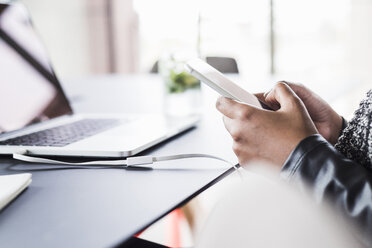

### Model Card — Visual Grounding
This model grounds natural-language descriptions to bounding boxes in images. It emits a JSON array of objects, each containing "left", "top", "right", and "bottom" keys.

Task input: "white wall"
[
  {"left": 21, "top": 0, "right": 93, "bottom": 77},
  {"left": 21, "top": 0, "right": 139, "bottom": 78},
  {"left": 112, "top": 0, "right": 139, "bottom": 73},
  {"left": 350, "top": 0, "right": 372, "bottom": 82}
]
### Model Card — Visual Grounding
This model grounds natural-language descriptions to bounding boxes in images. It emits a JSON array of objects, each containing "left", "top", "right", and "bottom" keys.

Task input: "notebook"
[{"left": 0, "top": 173, "right": 32, "bottom": 211}]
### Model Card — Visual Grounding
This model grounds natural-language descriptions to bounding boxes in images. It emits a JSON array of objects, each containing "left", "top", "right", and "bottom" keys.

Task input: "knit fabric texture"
[{"left": 335, "top": 89, "right": 372, "bottom": 169}]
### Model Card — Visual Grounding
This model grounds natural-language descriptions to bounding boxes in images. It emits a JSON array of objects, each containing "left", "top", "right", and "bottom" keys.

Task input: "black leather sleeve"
[{"left": 280, "top": 134, "right": 372, "bottom": 245}]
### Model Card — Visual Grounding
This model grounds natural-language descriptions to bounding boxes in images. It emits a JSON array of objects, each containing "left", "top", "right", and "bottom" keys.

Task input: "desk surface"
[{"left": 0, "top": 74, "right": 237, "bottom": 247}]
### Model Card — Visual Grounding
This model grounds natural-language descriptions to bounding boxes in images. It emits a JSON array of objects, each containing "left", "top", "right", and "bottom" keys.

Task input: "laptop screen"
[{"left": 0, "top": 3, "right": 72, "bottom": 134}]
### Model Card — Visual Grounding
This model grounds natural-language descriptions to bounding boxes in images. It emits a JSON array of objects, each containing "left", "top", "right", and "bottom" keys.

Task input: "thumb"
[{"left": 265, "top": 82, "right": 301, "bottom": 110}]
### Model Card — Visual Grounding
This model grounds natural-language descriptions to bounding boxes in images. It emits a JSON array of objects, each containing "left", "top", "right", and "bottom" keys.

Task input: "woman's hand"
[
  {"left": 256, "top": 81, "right": 343, "bottom": 145},
  {"left": 216, "top": 82, "right": 318, "bottom": 168}
]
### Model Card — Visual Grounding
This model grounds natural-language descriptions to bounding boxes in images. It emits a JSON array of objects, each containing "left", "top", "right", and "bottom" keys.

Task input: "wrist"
[
  {"left": 278, "top": 131, "right": 317, "bottom": 167},
  {"left": 329, "top": 114, "right": 343, "bottom": 145},
  {"left": 340, "top": 116, "right": 348, "bottom": 134}
]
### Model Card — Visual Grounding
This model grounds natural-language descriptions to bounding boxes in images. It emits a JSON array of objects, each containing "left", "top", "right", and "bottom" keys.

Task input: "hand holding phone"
[{"left": 185, "top": 58, "right": 271, "bottom": 109}]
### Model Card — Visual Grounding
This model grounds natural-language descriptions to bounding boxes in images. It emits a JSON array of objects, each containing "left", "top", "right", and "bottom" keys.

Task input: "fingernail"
[{"left": 264, "top": 89, "right": 272, "bottom": 97}]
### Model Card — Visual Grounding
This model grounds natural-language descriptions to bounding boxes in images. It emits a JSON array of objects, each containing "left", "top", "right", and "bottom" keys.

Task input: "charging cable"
[{"left": 12, "top": 150, "right": 240, "bottom": 170}]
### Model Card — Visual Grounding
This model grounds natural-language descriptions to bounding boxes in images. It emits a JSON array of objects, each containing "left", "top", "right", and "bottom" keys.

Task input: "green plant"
[{"left": 166, "top": 70, "right": 200, "bottom": 93}]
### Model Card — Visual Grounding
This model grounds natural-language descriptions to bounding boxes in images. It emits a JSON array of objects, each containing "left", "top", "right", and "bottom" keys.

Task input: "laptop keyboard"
[{"left": 0, "top": 119, "right": 120, "bottom": 147}]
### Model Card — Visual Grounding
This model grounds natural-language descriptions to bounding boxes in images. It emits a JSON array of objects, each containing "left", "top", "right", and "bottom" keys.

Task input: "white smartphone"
[{"left": 185, "top": 58, "right": 271, "bottom": 109}]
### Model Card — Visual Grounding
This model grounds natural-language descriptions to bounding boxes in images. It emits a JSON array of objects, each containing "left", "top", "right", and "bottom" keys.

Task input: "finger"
[
  {"left": 263, "top": 89, "right": 272, "bottom": 98},
  {"left": 232, "top": 142, "right": 256, "bottom": 166},
  {"left": 279, "top": 81, "right": 310, "bottom": 100},
  {"left": 278, "top": 81, "right": 302, "bottom": 93},
  {"left": 222, "top": 115, "right": 242, "bottom": 142},
  {"left": 254, "top": 92, "right": 265, "bottom": 103},
  {"left": 216, "top": 96, "right": 260, "bottom": 120},
  {"left": 264, "top": 82, "right": 301, "bottom": 110},
  {"left": 255, "top": 92, "right": 280, "bottom": 111},
  {"left": 222, "top": 115, "right": 233, "bottom": 136}
]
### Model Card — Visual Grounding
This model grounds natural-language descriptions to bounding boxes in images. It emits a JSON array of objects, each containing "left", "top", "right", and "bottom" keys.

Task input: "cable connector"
[{"left": 126, "top": 156, "right": 154, "bottom": 167}]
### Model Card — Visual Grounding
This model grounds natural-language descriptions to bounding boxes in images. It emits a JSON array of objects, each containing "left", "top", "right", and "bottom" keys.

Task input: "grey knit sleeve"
[{"left": 335, "top": 90, "right": 372, "bottom": 169}]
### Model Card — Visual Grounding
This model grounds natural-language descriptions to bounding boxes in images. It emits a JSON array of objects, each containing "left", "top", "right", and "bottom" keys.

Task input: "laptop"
[{"left": 0, "top": 2, "right": 198, "bottom": 158}]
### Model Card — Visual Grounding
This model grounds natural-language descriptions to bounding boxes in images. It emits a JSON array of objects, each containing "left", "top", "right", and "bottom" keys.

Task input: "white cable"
[
  {"left": 12, "top": 150, "right": 239, "bottom": 170},
  {"left": 13, "top": 153, "right": 127, "bottom": 166},
  {"left": 153, "top": 153, "right": 234, "bottom": 166}
]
